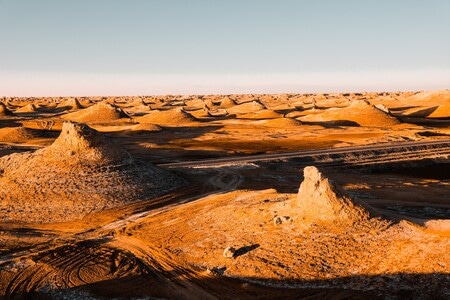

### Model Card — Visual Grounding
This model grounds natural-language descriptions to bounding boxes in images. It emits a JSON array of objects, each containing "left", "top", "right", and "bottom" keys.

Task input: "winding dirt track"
[{"left": 160, "top": 139, "right": 450, "bottom": 168}]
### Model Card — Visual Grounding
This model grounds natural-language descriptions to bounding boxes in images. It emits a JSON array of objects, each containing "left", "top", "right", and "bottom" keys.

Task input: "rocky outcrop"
[
  {"left": 63, "top": 102, "right": 130, "bottom": 123},
  {"left": 0, "top": 122, "right": 186, "bottom": 223},
  {"left": 297, "top": 166, "right": 376, "bottom": 224}
]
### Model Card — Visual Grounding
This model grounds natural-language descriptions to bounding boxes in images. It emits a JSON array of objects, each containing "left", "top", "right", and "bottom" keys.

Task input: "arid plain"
[{"left": 0, "top": 90, "right": 449, "bottom": 299}]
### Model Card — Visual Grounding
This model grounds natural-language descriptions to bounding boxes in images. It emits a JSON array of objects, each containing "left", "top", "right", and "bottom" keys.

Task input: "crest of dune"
[
  {"left": 0, "top": 122, "right": 186, "bottom": 223},
  {"left": 297, "top": 166, "right": 378, "bottom": 224},
  {"left": 299, "top": 100, "right": 400, "bottom": 127},
  {"left": 136, "top": 107, "right": 198, "bottom": 126},
  {"left": 62, "top": 102, "right": 130, "bottom": 123}
]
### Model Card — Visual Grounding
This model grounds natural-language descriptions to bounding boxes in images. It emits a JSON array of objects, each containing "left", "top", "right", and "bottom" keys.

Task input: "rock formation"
[
  {"left": 0, "top": 102, "right": 14, "bottom": 116},
  {"left": 297, "top": 166, "right": 376, "bottom": 224},
  {"left": 56, "top": 97, "right": 84, "bottom": 110},
  {"left": 62, "top": 102, "right": 130, "bottom": 123},
  {"left": 0, "top": 122, "right": 186, "bottom": 223},
  {"left": 136, "top": 107, "right": 197, "bottom": 126}
]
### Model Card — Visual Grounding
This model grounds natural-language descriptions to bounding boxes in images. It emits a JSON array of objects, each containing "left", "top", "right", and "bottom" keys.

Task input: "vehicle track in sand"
[{"left": 1, "top": 167, "right": 244, "bottom": 298}]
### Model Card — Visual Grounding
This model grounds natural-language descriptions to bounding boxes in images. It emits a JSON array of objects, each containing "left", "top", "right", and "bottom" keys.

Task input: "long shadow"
[
  {"left": 301, "top": 120, "right": 360, "bottom": 127},
  {"left": 7, "top": 271, "right": 449, "bottom": 299},
  {"left": 110, "top": 125, "right": 228, "bottom": 163},
  {"left": 233, "top": 244, "right": 260, "bottom": 258}
]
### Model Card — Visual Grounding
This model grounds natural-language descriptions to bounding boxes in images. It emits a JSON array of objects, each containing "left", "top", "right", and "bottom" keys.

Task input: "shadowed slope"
[{"left": 0, "top": 102, "right": 14, "bottom": 116}]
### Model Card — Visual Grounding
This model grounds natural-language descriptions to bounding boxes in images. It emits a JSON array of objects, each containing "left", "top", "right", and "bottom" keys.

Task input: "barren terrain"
[{"left": 0, "top": 90, "right": 449, "bottom": 299}]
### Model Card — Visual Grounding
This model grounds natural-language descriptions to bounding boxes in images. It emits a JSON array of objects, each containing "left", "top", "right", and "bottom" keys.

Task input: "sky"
[{"left": 0, "top": 0, "right": 449, "bottom": 96}]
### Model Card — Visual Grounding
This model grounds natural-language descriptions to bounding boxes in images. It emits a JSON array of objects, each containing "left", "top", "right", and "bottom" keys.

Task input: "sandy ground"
[{"left": 0, "top": 90, "right": 449, "bottom": 299}]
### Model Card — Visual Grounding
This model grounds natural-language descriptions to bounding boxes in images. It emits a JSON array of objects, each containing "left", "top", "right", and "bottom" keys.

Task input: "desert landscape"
[{"left": 0, "top": 90, "right": 449, "bottom": 299}]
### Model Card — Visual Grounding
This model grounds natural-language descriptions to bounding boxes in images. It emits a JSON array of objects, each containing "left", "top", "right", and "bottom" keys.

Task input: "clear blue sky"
[{"left": 0, "top": 0, "right": 449, "bottom": 96}]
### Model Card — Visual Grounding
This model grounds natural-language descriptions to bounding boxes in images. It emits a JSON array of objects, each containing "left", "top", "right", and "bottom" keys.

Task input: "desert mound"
[
  {"left": 185, "top": 98, "right": 206, "bottom": 110},
  {"left": 402, "top": 90, "right": 450, "bottom": 105},
  {"left": 0, "top": 102, "right": 14, "bottom": 116},
  {"left": 15, "top": 103, "right": 37, "bottom": 113},
  {"left": 0, "top": 122, "right": 185, "bottom": 223},
  {"left": 188, "top": 108, "right": 210, "bottom": 119},
  {"left": 130, "top": 123, "right": 162, "bottom": 132},
  {"left": 62, "top": 102, "right": 130, "bottom": 123},
  {"left": 297, "top": 166, "right": 378, "bottom": 224},
  {"left": 239, "top": 109, "right": 283, "bottom": 119},
  {"left": 300, "top": 100, "right": 400, "bottom": 127},
  {"left": 400, "top": 105, "right": 439, "bottom": 118},
  {"left": 56, "top": 98, "right": 84, "bottom": 110},
  {"left": 0, "top": 127, "right": 42, "bottom": 143},
  {"left": 256, "top": 117, "right": 302, "bottom": 127},
  {"left": 219, "top": 97, "right": 237, "bottom": 108},
  {"left": 428, "top": 102, "right": 450, "bottom": 118},
  {"left": 226, "top": 101, "right": 266, "bottom": 115},
  {"left": 136, "top": 107, "right": 198, "bottom": 126}
]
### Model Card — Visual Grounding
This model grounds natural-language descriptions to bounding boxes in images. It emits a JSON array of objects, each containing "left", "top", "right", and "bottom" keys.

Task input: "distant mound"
[
  {"left": 226, "top": 101, "right": 266, "bottom": 115},
  {"left": 130, "top": 123, "right": 163, "bottom": 132},
  {"left": 185, "top": 98, "right": 206, "bottom": 110},
  {"left": 136, "top": 107, "right": 198, "bottom": 126},
  {"left": 56, "top": 98, "right": 84, "bottom": 110},
  {"left": 401, "top": 106, "right": 439, "bottom": 118},
  {"left": 0, "top": 122, "right": 186, "bottom": 223},
  {"left": 0, "top": 127, "right": 42, "bottom": 143},
  {"left": 0, "top": 102, "right": 14, "bottom": 116},
  {"left": 239, "top": 109, "right": 283, "bottom": 119},
  {"left": 219, "top": 97, "right": 237, "bottom": 109},
  {"left": 297, "top": 166, "right": 377, "bottom": 224},
  {"left": 15, "top": 103, "right": 37, "bottom": 113},
  {"left": 62, "top": 102, "right": 130, "bottom": 123},
  {"left": 428, "top": 103, "right": 450, "bottom": 119},
  {"left": 300, "top": 100, "right": 400, "bottom": 127},
  {"left": 257, "top": 117, "right": 302, "bottom": 127},
  {"left": 402, "top": 90, "right": 450, "bottom": 105}
]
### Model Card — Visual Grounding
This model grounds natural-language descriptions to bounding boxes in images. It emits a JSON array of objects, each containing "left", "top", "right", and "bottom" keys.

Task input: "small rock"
[
  {"left": 274, "top": 215, "right": 290, "bottom": 225},
  {"left": 223, "top": 246, "right": 236, "bottom": 258}
]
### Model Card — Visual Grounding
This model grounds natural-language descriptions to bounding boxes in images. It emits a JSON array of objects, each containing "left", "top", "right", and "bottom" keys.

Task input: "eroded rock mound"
[
  {"left": 297, "top": 166, "right": 376, "bottom": 224},
  {"left": 15, "top": 103, "right": 37, "bottom": 113},
  {"left": 63, "top": 102, "right": 130, "bottom": 123},
  {"left": 0, "top": 122, "right": 186, "bottom": 223},
  {"left": 0, "top": 102, "right": 14, "bottom": 116},
  {"left": 47, "top": 121, "right": 130, "bottom": 164},
  {"left": 136, "top": 107, "right": 197, "bottom": 126},
  {"left": 300, "top": 100, "right": 400, "bottom": 127},
  {"left": 0, "top": 127, "right": 42, "bottom": 143},
  {"left": 226, "top": 101, "right": 266, "bottom": 115},
  {"left": 56, "top": 98, "right": 84, "bottom": 110}
]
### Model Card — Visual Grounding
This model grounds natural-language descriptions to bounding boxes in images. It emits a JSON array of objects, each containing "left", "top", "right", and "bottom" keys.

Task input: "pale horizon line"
[{"left": 1, "top": 70, "right": 449, "bottom": 97}]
